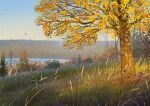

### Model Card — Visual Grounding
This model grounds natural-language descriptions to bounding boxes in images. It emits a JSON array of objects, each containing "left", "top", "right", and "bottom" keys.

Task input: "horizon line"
[{"left": 0, "top": 39, "right": 115, "bottom": 41}]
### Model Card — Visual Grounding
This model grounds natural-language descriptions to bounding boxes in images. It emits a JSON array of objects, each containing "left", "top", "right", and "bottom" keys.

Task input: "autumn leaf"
[
  {"left": 122, "top": 0, "right": 129, "bottom": 5},
  {"left": 59, "top": 11, "right": 70, "bottom": 15},
  {"left": 95, "top": 0, "right": 100, "bottom": 3},
  {"left": 43, "top": 23, "right": 51, "bottom": 36},
  {"left": 72, "top": 0, "right": 81, "bottom": 6},
  {"left": 35, "top": 7, "right": 43, "bottom": 12},
  {"left": 88, "top": 15, "right": 97, "bottom": 22},
  {"left": 56, "top": 23, "right": 68, "bottom": 36}
]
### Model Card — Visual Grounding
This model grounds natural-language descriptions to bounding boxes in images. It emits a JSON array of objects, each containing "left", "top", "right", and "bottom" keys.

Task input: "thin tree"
[
  {"left": 9, "top": 50, "right": 13, "bottom": 68},
  {"left": 0, "top": 52, "right": 7, "bottom": 77},
  {"left": 77, "top": 55, "right": 82, "bottom": 66},
  {"left": 132, "top": 26, "right": 150, "bottom": 59},
  {"left": 115, "top": 37, "right": 119, "bottom": 60},
  {"left": 17, "top": 51, "right": 31, "bottom": 72},
  {"left": 35, "top": 0, "right": 149, "bottom": 74}
]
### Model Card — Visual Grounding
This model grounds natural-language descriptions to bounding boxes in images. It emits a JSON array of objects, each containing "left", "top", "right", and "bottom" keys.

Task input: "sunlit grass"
[{"left": 0, "top": 61, "right": 150, "bottom": 106}]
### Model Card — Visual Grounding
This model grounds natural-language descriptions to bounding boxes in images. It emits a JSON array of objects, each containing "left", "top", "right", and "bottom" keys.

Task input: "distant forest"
[{"left": 0, "top": 40, "right": 115, "bottom": 58}]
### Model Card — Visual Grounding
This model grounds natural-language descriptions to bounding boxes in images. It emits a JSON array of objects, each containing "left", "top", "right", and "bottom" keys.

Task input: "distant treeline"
[{"left": 0, "top": 40, "right": 115, "bottom": 58}]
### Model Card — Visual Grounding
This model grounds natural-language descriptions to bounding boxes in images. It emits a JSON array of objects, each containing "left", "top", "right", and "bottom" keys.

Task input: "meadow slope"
[{"left": 0, "top": 61, "right": 150, "bottom": 106}]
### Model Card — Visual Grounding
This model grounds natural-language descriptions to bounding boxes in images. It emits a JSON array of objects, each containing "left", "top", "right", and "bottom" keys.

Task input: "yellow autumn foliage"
[
  {"left": 35, "top": 0, "right": 149, "bottom": 72},
  {"left": 59, "top": 11, "right": 70, "bottom": 15},
  {"left": 56, "top": 23, "right": 68, "bottom": 36},
  {"left": 95, "top": 0, "right": 100, "bottom": 3},
  {"left": 88, "top": 15, "right": 97, "bottom": 22},
  {"left": 43, "top": 23, "right": 51, "bottom": 36},
  {"left": 35, "top": 0, "right": 149, "bottom": 48},
  {"left": 122, "top": 0, "right": 129, "bottom": 5},
  {"left": 49, "top": 13, "right": 57, "bottom": 20}
]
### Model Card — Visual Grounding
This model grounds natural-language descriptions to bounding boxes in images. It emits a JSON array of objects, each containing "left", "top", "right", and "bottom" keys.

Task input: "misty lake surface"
[{"left": 6, "top": 58, "right": 71, "bottom": 65}]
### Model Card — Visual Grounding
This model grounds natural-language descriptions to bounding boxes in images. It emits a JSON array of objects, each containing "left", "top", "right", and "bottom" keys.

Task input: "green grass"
[{"left": 0, "top": 61, "right": 150, "bottom": 106}]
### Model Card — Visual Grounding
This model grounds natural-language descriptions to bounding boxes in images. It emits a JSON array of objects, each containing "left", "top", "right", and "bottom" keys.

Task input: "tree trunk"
[
  {"left": 120, "top": 31, "right": 133, "bottom": 75},
  {"left": 115, "top": 37, "right": 119, "bottom": 60}
]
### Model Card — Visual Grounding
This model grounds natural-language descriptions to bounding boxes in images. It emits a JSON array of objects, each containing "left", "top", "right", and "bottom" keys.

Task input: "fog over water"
[{"left": 6, "top": 58, "right": 71, "bottom": 65}]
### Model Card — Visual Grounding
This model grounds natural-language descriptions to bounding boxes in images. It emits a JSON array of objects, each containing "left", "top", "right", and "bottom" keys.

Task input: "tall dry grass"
[{"left": 0, "top": 61, "right": 150, "bottom": 106}]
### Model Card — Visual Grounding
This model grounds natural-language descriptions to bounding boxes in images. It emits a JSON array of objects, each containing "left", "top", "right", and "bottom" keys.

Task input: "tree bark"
[{"left": 120, "top": 31, "right": 133, "bottom": 75}]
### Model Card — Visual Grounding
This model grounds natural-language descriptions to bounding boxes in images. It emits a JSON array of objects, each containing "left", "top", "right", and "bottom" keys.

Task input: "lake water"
[{"left": 6, "top": 58, "right": 71, "bottom": 65}]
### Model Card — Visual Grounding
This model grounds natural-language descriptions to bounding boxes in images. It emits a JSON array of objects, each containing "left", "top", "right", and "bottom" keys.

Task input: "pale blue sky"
[
  {"left": 0, "top": 0, "right": 111, "bottom": 40},
  {"left": 0, "top": 0, "right": 51, "bottom": 40}
]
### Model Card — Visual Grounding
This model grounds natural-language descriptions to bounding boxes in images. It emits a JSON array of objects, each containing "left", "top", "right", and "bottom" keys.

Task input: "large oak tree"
[{"left": 35, "top": 0, "right": 149, "bottom": 74}]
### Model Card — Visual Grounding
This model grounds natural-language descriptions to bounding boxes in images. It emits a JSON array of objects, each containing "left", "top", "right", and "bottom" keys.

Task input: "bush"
[{"left": 45, "top": 60, "right": 61, "bottom": 69}]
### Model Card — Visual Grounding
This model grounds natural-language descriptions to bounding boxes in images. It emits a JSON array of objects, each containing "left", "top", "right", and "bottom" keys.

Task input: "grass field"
[{"left": 0, "top": 61, "right": 150, "bottom": 106}]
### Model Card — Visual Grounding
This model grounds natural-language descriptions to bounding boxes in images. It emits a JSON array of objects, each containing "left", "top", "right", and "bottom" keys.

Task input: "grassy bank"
[{"left": 0, "top": 61, "right": 150, "bottom": 106}]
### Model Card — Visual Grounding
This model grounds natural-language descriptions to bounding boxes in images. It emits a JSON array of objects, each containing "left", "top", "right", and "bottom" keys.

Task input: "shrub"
[{"left": 45, "top": 60, "right": 61, "bottom": 69}]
